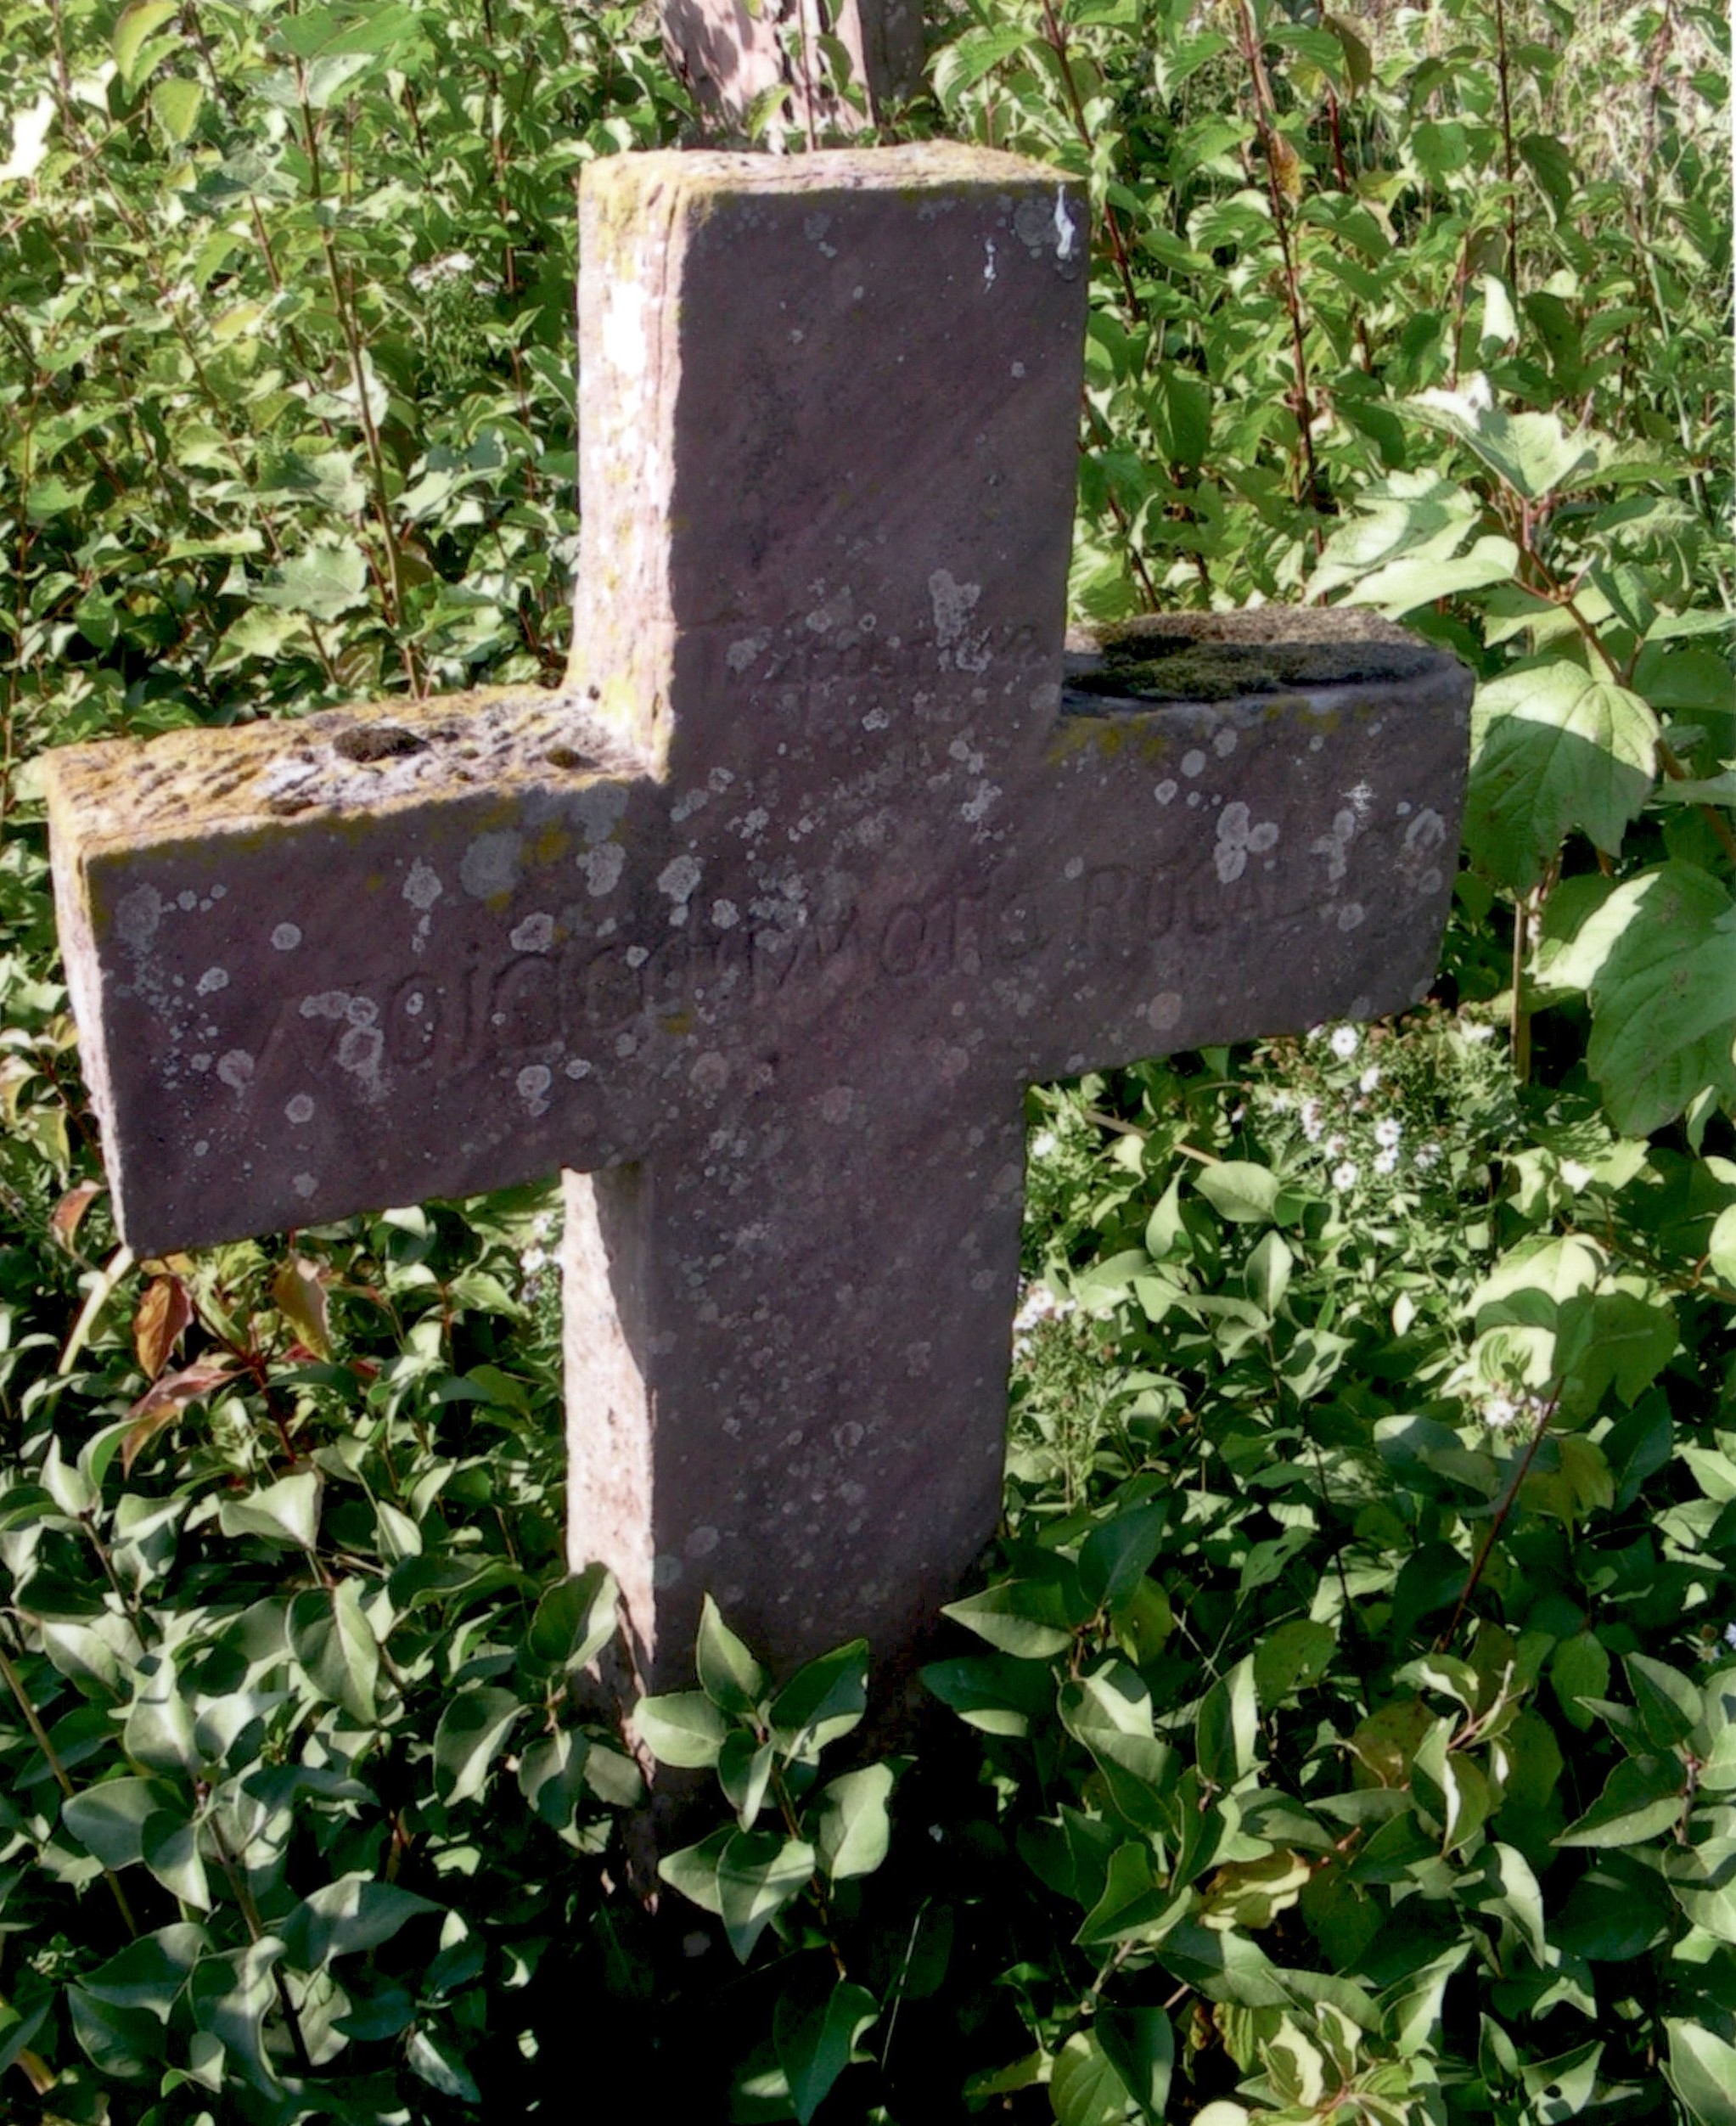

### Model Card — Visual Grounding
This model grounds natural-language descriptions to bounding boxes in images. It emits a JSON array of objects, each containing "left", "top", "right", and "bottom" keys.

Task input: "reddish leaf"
[
  {"left": 122, "top": 1358, "right": 239, "bottom": 1475},
  {"left": 272, "top": 1257, "right": 332, "bottom": 1360},
  {"left": 51, "top": 1181, "right": 103, "bottom": 1248},
  {"left": 134, "top": 1275, "right": 194, "bottom": 1381}
]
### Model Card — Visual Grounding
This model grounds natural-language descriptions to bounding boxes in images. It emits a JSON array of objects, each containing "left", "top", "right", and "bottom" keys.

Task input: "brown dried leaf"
[
  {"left": 272, "top": 1257, "right": 332, "bottom": 1360},
  {"left": 121, "top": 1358, "right": 240, "bottom": 1475},
  {"left": 1268, "top": 131, "right": 1305, "bottom": 205},
  {"left": 51, "top": 1181, "right": 103, "bottom": 1249},
  {"left": 134, "top": 1275, "right": 194, "bottom": 1381}
]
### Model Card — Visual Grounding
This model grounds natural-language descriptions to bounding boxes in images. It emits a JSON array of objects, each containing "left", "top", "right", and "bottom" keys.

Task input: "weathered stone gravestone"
[{"left": 46, "top": 144, "right": 1469, "bottom": 1695}]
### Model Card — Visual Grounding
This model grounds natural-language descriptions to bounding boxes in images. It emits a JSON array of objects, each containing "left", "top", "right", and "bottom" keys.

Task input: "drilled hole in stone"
[
  {"left": 546, "top": 745, "right": 582, "bottom": 770},
  {"left": 333, "top": 724, "right": 426, "bottom": 763},
  {"left": 266, "top": 794, "right": 314, "bottom": 816}
]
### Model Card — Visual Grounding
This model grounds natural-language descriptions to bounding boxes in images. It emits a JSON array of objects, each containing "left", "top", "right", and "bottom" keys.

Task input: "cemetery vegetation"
[{"left": 0, "top": 0, "right": 1730, "bottom": 2120}]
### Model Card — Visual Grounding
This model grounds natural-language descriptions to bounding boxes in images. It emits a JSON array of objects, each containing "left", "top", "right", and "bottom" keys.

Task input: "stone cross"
[{"left": 46, "top": 145, "right": 1469, "bottom": 1693}]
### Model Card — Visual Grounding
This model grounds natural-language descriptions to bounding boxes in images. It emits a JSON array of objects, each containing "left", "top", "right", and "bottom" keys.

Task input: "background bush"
[{"left": 0, "top": 0, "right": 1731, "bottom": 2119}]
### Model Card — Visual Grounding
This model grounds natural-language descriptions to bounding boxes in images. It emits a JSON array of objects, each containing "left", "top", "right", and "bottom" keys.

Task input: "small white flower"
[
  {"left": 1414, "top": 1142, "right": 1442, "bottom": 1169},
  {"left": 1331, "top": 1161, "right": 1360, "bottom": 1191},
  {"left": 520, "top": 1246, "right": 548, "bottom": 1274},
  {"left": 1326, "top": 1133, "right": 1346, "bottom": 1157},
  {"left": 1269, "top": 1090, "right": 1294, "bottom": 1112},
  {"left": 1375, "top": 1116, "right": 1403, "bottom": 1150},
  {"left": 1725, "top": 1623, "right": 1736, "bottom": 1651},
  {"left": 1374, "top": 1148, "right": 1399, "bottom": 1175},
  {"left": 1359, "top": 1065, "right": 1381, "bottom": 1093},
  {"left": 1300, "top": 1099, "right": 1324, "bottom": 1143},
  {"left": 1031, "top": 1131, "right": 1058, "bottom": 1161},
  {"left": 1330, "top": 1026, "right": 1360, "bottom": 1060},
  {"left": 1484, "top": 1392, "right": 1520, "bottom": 1431},
  {"left": 1462, "top": 1022, "right": 1495, "bottom": 1044}
]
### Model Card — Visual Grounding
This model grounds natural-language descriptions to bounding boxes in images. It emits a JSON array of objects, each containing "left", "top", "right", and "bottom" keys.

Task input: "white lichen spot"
[
  {"left": 820, "top": 1085, "right": 854, "bottom": 1125},
  {"left": 271, "top": 922, "right": 301, "bottom": 953},
  {"left": 1215, "top": 801, "right": 1280, "bottom": 883},
  {"left": 982, "top": 237, "right": 997, "bottom": 286},
  {"left": 928, "top": 569, "right": 984, "bottom": 669},
  {"left": 573, "top": 782, "right": 627, "bottom": 846},
  {"left": 177, "top": 891, "right": 198, "bottom": 912},
  {"left": 402, "top": 861, "right": 443, "bottom": 913},
  {"left": 1148, "top": 992, "right": 1183, "bottom": 1031},
  {"left": 460, "top": 830, "right": 521, "bottom": 901},
  {"left": 691, "top": 1053, "right": 728, "bottom": 1096},
  {"left": 516, "top": 1064, "right": 552, "bottom": 1113},
  {"left": 190, "top": 1054, "right": 211, "bottom": 1073},
  {"left": 727, "top": 630, "right": 770, "bottom": 675},
  {"left": 405, "top": 992, "right": 424, "bottom": 1016},
  {"left": 685, "top": 1525, "right": 720, "bottom": 1561},
  {"left": 581, "top": 843, "right": 625, "bottom": 897},
  {"left": 1312, "top": 807, "right": 1357, "bottom": 885},
  {"left": 1337, "top": 902, "right": 1367, "bottom": 931},
  {"left": 196, "top": 966, "right": 229, "bottom": 995},
  {"left": 962, "top": 780, "right": 1001, "bottom": 825},
  {"left": 338, "top": 1025, "right": 384, "bottom": 1078},
  {"left": 711, "top": 899, "right": 739, "bottom": 931},
  {"left": 1011, "top": 361, "right": 1026, "bottom": 379},
  {"left": 216, "top": 1049, "right": 254, "bottom": 1089},
  {"left": 862, "top": 706, "right": 890, "bottom": 731},
  {"left": 292, "top": 1173, "right": 317, "bottom": 1200},
  {"left": 657, "top": 853, "right": 702, "bottom": 910},
  {"left": 1212, "top": 725, "right": 1239, "bottom": 757},
  {"left": 116, "top": 886, "right": 162, "bottom": 950},
  {"left": 509, "top": 912, "right": 554, "bottom": 954},
  {"left": 1064, "top": 856, "right": 1084, "bottom": 880},
  {"left": 1182, "top": 749, "right": 1207, "bottom": 779},
  {"left": 285, "top": 1094, "right": 315, "bottom": 1125},
  {"left": 1155, "top": 779, "right": 1177, "bottom": 806},
  {"left": 563, "top": 1056, "right": 592, "bottom": 1079}
]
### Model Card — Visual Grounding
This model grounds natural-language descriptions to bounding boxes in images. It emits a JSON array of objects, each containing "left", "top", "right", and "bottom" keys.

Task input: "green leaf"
[
  {"left": 525, "top": 1565, "right": 618, "bottom": 1673},
  {"left": 1466, "top": 658, "right": 1658, "bottom": 891},
  {"left": 407, "top": 2027, "right": 480, "bottom": 2102},
  {"left": 279, "top": 1876, "right": 438, "bottom": 1967},
  {"left": 289, "top": 1580, "right": 379, "bottom": 1723},
  {"left": 1196, "top": 1161, "right": 1282, "bottom": 1224},
  {"left": 257, "top": 541, "right": 370, "bottom": 622},
  {"left": 1551, "top": 1632, "right": 1611, "bottom": 1730},
  {"left": 217, "top": 1471, "right": 321, "bottom": 1551},
  {"left": 1255, "top": 1620, "right": 1337, "bottom": 1707},
  {"left": 634, "top": 1690, "right": 729, "bottom": 1770},
  {"left": 1711, "top": 1204, "right": 1736, "bottom": 1287},
  {"left": 696, "top": 1594, "right": 766, "bottom": 1715},
  {"left": 718, "top": 1730, "right": 775, "bottom": 1830},
  {"left": 1097, "top": 2006, "right": 1174, "bottom": 2123},
  {"left": 1346, "top": 535, "right": 1520, "bottom": 618},
  {"left": 1664, "top": 2022, "right": 1736, "bottom": 2126},
  {"left": 142, "top": 1814, "right": 210, "bottom": 1910},
  {"left": 1555, "top": 1752, "right": 1686, "bottom": 1847},
  {"left": 659, "top": 1825, "right": 731, "bottom": 1917},
  {"left": 81, "top": 1926, "right": 205, "bottom": 2022},
  {"left": 150, "top": 77, "right": 204, "bottom": 144},
  {"left": 931, "top": 26, "right": 1037, "bottom": 106},
  {"left": 70, "top": 1987, "right": 162, "bottom": 2078},
  {"left": 432, "top": 1687, "right": 522, "bottom": 1806},
  {"left": 716, "top": 1831, "right": 815, "bottom": 1961},
  {"left": 1565, "top": 863, "right": 1736, "bottom": 1134},
  {"left": 517, "top": 1729, "right": 593, "bottom": 1834},
  {"left": 1196, "top": 1657, "right": 1257, "bottom": 1787},
  {"left": 922, "top": 1653, "right": 1054, "bottom": 1735},
  {"left": 773, "top": 1980, "right": 879, "bottom": 2126},
  {"left": 813, "top": 1762, "right": 896, "bottom": 1880},
  {"left": 943, "top": 1581, "right": 1073, "bottom": 1659},
  {"left": 1075, "top": 1842, "right": 1187, "bottom": 1948},
  {"left": 768, "top": 1640, "right": 869, "bottom": 1757},
  {"left": 1626, "top": 1653, "right": 1703, "bottom": 1752},
  {"left": 1407, "top": 388, "right": 1610, "bottom": 499},
  {"left": 114, "top": 1, "right": 180, "bottom": 87},
  {"left": 62, "top": 1777, "right": 175, "bottom": 1869},
  {"left": 1079, "top": 1501, "right": 1167, "bottom": 1614},
  {"left": 1052, "top": 2030, "right": 1137, "bottom": 2126}
]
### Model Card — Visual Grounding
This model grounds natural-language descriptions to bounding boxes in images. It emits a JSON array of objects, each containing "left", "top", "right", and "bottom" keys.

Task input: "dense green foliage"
[{"left": 0, "top": 0, "right": 1732, "bottom": 2119}]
